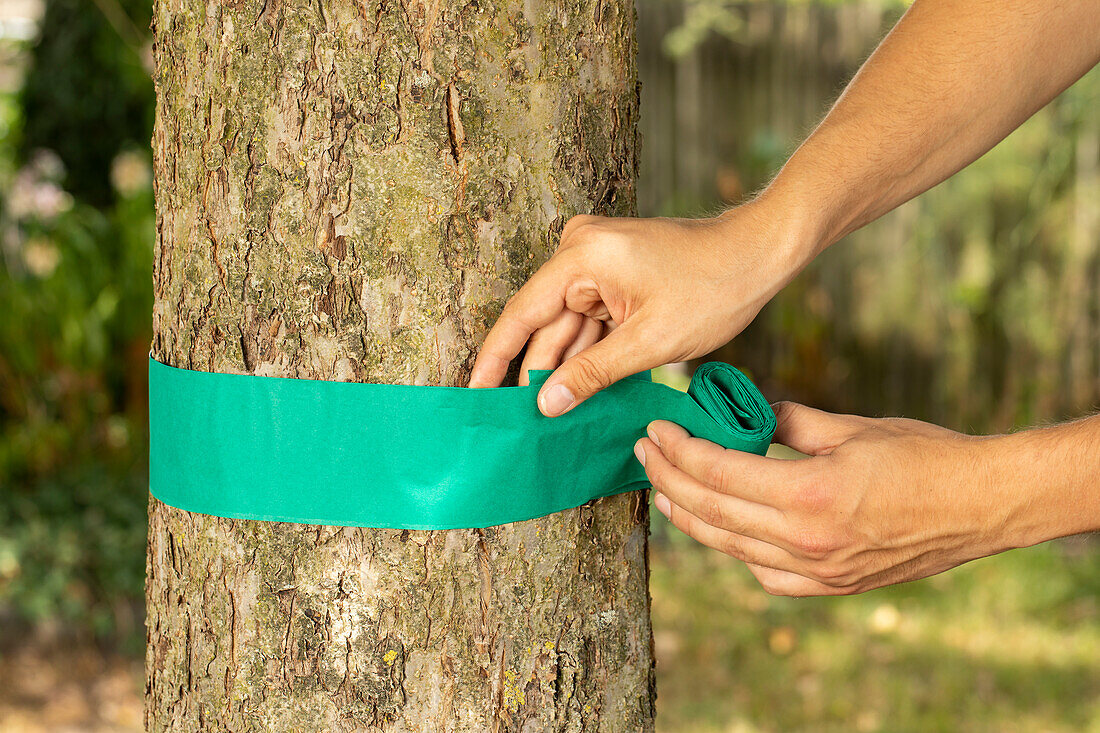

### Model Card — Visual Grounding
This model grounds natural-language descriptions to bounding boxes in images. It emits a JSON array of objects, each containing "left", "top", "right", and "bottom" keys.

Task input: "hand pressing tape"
[{"left": 149, "top": 358, "right": 776, "bottom": 529}]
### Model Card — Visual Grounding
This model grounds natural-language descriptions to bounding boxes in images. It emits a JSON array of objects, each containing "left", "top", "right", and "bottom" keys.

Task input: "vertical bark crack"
[{"left": 445, "top": 82, "right": 465, "bottom": 167}]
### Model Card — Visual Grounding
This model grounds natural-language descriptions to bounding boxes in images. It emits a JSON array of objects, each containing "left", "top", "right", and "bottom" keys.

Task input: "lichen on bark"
[{"left": 147, "top": 0, "right": 650, "bottom": 729}]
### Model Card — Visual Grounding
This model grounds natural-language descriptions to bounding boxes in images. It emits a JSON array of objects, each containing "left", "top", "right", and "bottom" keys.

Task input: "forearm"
[
  {"left": 985, "top": 414, "right": 1100, "bottom": 550},
  {"left": 753, "top": 0, "right": 1100, "bottom": 262}
]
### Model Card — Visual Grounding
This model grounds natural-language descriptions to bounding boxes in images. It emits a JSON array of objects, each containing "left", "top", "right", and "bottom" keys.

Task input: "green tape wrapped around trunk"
[{"left": 148, "top": 358, "right": 776, "bottom": 529}]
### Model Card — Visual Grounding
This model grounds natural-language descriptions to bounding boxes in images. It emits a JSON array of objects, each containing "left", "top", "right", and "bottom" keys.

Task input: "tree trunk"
[{"left": 145, "top": 0, "right": 650, "bottom": 730}]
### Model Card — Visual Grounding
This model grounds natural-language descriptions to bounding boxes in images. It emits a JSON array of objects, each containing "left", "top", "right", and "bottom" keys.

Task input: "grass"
[{"left": 650, "top": 522, "right": 1100, "bottom": 732}]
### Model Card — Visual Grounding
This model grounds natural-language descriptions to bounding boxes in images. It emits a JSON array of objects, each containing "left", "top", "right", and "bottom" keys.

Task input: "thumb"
[
  {"left": 770, "top": 401, "right": 861, "bottom": 456},
  {"left": 537, "top": 322, "right": 654, "bottom": 417}
]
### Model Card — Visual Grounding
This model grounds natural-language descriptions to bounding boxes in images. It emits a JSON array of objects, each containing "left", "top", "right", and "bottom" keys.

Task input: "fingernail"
[
  {"left": 539, "top": 384, "right": 575, "bottom": 417},
  {"left": 654, "top": 492, "right": 671, "bottom": 519},
  {"left": 634, "top": 441, "right": 645, "bottom": 466},
  {"left": 647, "top": 424, "right": 661, "bottom": 447}
]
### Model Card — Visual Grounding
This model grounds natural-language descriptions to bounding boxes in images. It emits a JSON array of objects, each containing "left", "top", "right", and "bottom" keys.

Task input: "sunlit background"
[{"left": 1, "top": 1, "right": 1097, "bottom": 730}]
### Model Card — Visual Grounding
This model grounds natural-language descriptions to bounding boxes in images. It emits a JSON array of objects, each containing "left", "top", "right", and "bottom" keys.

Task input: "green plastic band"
[{"left": 149, "top": 358, "right": 776, "bottom": 529}]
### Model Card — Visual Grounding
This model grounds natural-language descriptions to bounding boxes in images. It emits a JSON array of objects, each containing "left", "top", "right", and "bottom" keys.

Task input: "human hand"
[
  {"left": 633, "top": 402, "right": 1026, "bottom": 596},
  {"left": 467, "top": 204, "right": 809, "bottom": 416}
]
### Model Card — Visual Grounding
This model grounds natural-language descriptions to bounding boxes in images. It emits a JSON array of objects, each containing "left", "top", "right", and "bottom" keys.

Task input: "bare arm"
[{"left": 762, "top": 0, "right": 1100, "bottom": 263}]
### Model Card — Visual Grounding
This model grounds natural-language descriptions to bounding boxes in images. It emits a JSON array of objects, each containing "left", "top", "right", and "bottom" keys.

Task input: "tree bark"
[{"left": 146, "top": 0, "right": 650, "bottom": 730}]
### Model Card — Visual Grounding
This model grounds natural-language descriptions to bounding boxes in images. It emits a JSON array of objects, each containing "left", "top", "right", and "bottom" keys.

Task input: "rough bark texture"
[{"left": 146, "top": 0, "right": 650, "bottom": 730}]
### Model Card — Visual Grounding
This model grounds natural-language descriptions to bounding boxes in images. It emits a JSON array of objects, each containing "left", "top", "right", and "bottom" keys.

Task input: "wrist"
[
  {"left": 958, "top": 433, "right": 1038, "bottom": 553},
  {"left": 761, "top": 144, "right": 851, "bottom": 246},
  {"left": 746, "top": 124, "right": 886, "bottom": 258},
  {"left": 713, "top": 189, "right": 823, "bottom": 291},
  {"left": 970, "top": 423, "right": 1100, "bottom": 551}
]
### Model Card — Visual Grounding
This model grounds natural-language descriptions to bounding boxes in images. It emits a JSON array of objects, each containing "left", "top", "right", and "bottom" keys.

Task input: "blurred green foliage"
[
  {"left": 0, "top": 0, "right": 153, "bottom": 641},
  {"left": 19, "top": 0, "right": 152, "bottom": 205},
  {"left": 660, "top": 0, "right": 907, "bottom": 59}
]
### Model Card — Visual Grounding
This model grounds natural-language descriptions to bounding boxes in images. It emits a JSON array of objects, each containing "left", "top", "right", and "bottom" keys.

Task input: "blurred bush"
[
  {"left": 19, "top": 0, "right": 152, "bottom": 205},
  {"left": 0, "top": 0, "right": 153, "bottom": 642}
]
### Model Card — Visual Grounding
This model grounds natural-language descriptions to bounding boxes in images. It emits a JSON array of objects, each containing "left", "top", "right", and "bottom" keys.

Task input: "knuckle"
[
  {"left": 702, "top": 459, "right": 732, "bottom": 491},
  {"left": 809, "top": 560, "right": 851, "bottom": 585},
  {"left": 658, "top": 432, "right": 685, "bottom": 467},
  {"left": 697, "top": 496, "right": 727, "bottom": 528},
  {"left": 719, "top": 534, "right": 748, "bottom": 562},
  {"left": 746, "top": 566, "right": 780, "bottom": 595},
  {"left": 790, "top": 525, "right": 841, "bottom": 561},
  {"left": 791, "top": 473, "right": 834, "bottom": 515},
  {"left": 564, "top": 213, "right": 598, "bottom": 232},
  {"left": 499, "top": 292, "right": 520, "bottom": 315},
  {"left": 644, "top": 460, "right": 667, "bottom": 490},
  {"left": 568, "top": 353, "right": 615, "bottom": 394},
  {"left": 771, "top": 400, "right": 806, "bottom": 439},
  {"left": 562, "top": 216, "right": 601, "bottom": 247},
  {"left": 568, "top": 223, "right": 631, "bottom": 259},
  {"left": 498, "top": 295, "right": 533, "bottom": 329}
]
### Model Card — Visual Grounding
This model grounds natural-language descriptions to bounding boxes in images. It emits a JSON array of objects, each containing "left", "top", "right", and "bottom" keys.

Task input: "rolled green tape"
[{"left": 149, "top": 358, "right": 775, "bottom": 529}]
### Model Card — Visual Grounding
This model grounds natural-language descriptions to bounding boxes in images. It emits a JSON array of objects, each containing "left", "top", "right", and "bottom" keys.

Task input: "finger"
[
  {"left": 637, "top": 437, "right": 791, "bottom": 551},
  {"left": 653, "top": 491, "right": 812, "bottom": 576},
  {"left": 560, "top": 316, "right": 604, "bottom": 362},
  {"left": 563, "top": 278, "right": 612, "bottom": 321},
  {"left": 518, "top": 311, "right": 585, "bottom": 386},
  {"left": 468, "top": 256, "right": 576, "bottom": 388},
  {"left": 536, "top": 320, "right": 657, "bottom": 417},
  {"left": 770, "top": 401, "right": 862, "bottom": 456},
  {"left": 748, "top": 565, "right": 859, "bottom": 598},
  {"left": 646, "top": 420, "right": 802, "bottom": 509}
]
